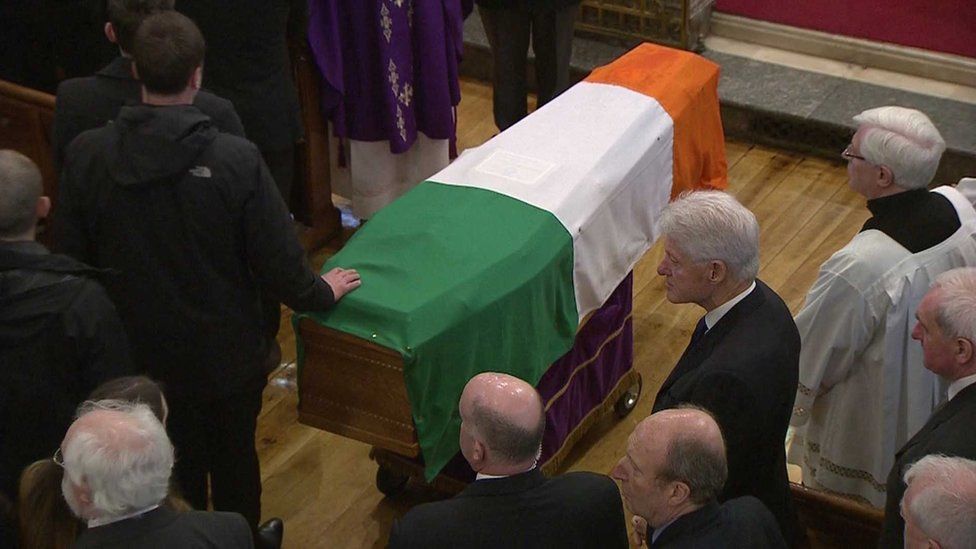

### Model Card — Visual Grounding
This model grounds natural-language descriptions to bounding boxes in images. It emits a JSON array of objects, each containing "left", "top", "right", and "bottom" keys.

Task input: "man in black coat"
[
  {"left": 175, "top": 0, "right": 305, "bottom": 208},
  {"left": 55, "top": 12, "right": 360, "bottom": 532},
  {"left": 52, "top": 0, "right": 245, "bottom": 170},
  {"left": 476, "top": 0, "right": 580, "bottom": 131},
  {"left": 879, "top": 267, "right": 976, "bottom": 548},
  {"left": 388, "top": 372, "right": 628, "bottom": 549},
  {"left": 613, "top": 408, "right": 786, "bottom": 548},
  {"left": 63, "top": 401, "right": 255, "bottom": 549},
  {"left": 0, "top": 149, "right": 131, "bottom": 503},
  {"left": 650, "top": 191, "right": 799, "bottom": 544}
]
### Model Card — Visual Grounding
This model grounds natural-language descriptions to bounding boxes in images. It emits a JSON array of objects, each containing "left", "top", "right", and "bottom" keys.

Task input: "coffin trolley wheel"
[
  {"left": 614, "top": 374, "right": 642, "bottom": 418},
  {"left": 376, "top": 464, "right": 410, "bottom": 497}
]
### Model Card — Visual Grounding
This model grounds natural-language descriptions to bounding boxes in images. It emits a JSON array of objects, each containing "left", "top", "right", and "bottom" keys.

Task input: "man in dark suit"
[
  {"left": 52, "top": 0, "right": 245, "bottom": 169},
  {"left": 880, "top": 267, "right": 976, "bottom": 548},
  {"left": 476, "top": 0, "right": 580, "bottom": 132},
  {"left": 175, "top": 0, "right": 304, "bottom": 208},
  {"left": 388, "top": 372, "right": 628, "bottom": 548},
  {"left": 61, "top": 400, "right": 254, "bottom": 548},
  {"left": 0, "top": 150, "right": 132, "bottom": 504},
  {"left": 613, "top": 407, "right": 786, "bottom": 548},
  {"left": 651, "top": 190, "right": 800, "bottom": 544}
]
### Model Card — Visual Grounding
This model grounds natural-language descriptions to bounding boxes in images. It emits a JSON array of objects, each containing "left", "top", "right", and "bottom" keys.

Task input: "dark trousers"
[
  {"left": 168, "top": 380, "right": 265, "bottom": 529},
  {"left": 478, "top": 3, "right": 578, "bottom": 131}
]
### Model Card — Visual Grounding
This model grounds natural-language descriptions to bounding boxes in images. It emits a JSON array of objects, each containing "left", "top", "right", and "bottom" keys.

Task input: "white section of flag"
[{"left": 430, "top": 81, "right": 674, "bottom": 321}]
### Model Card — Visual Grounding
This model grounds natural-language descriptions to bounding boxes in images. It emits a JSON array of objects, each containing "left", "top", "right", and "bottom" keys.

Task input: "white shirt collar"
[
  {"left": 88, "top": 504, "right": 160, "bottom": 528},
  {"left": 948, "top": 372, "right": 976, "bottom": 401},
  {"left": 704, "top": 281, "right": 756, "bottom": 330},
  {"left": 475, "top": 464, "right": 537, "bottom": 481}
]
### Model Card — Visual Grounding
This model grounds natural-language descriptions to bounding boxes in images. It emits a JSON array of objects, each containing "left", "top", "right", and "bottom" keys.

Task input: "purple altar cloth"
[
  {"left": 307, "top": 0, "right": 469, "bottom": 155},
  {"left": 435, "top": 273, "right": 635, "bottom": 482}
]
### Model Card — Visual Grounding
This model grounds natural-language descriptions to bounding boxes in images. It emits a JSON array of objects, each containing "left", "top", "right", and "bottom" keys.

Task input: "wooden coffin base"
[{"left": 296, "top": 319, "right": 641, "bottom": 496}]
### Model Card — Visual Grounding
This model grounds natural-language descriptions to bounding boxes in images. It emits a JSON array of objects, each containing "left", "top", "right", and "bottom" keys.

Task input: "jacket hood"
[{"left": 109, "top": 104, "right": 218, "bottom": 186}]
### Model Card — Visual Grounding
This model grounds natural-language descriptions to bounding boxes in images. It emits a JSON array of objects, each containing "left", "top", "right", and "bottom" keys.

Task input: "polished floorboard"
[{"left": 259, "top": 78, "right": 868, "bottom": 548}]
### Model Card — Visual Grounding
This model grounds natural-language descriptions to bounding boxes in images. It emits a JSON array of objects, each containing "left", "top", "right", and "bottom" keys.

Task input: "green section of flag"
[{"left": 295, "top": 181, "right": 577, "bottom": 480}]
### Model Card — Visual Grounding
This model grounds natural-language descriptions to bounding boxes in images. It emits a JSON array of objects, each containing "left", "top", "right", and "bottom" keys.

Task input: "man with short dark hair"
[
  {"left": 388, "top": 372, "right": 628, "bottom": 548},
  {"left": 52, "top": 0, "right": 244, "bottom": 169},
  {"left": 0, "top": 149, "right": 131, "bottom": 503},
  {"left": 55, "top": 11, "right": 360, "bottom": 539},
  {"left": 612, "top": 408, "right": 786, "bottom": 548}
]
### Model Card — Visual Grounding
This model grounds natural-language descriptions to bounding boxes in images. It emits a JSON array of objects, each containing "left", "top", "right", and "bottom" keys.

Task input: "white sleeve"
[{"left": 791, "top": 257, "right": 878, "bottom": 426}]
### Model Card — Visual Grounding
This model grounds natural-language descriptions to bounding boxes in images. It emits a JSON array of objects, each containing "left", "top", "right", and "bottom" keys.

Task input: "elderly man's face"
[
  {"left": 611, "top": 426, "right": 675, "bottom": 528},
  {"left": 912, "top": 289, "right": 960, "bottom": 379},
  {"left": 657, "top": 237, "right": 714, "bottom": 306},
  {"left": 846, "top": 130, "right": 883, "bottom": 199}
]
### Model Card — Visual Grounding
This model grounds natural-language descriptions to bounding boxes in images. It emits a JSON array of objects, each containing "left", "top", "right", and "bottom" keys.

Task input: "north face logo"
[{"left": 189, "top": 166, "right": 212, "bottom": 178}]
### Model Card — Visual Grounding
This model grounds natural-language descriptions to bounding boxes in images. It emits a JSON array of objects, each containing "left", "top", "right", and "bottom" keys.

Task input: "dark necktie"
[{"left": 690, "top": 316, "right": 708, "bottom": 346}]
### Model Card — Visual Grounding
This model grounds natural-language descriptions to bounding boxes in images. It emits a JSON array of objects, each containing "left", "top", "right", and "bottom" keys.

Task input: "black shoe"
[{"left": 256, "top": 518, "right": 284, "bottom": 549}]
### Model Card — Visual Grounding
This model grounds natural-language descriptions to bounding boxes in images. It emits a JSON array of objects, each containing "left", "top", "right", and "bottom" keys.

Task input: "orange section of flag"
[{"left": 585, "top": 43, "right": 728, "bottom": 198}]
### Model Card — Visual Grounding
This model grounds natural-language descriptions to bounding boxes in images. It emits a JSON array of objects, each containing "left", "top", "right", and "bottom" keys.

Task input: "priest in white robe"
[{"left": 788, "top": 106, "right": 976, "bottom": 507}]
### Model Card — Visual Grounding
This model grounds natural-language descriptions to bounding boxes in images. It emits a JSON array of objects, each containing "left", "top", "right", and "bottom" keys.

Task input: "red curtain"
[{"left": 715, "top": 0, "right": 976, "bottom": 58}]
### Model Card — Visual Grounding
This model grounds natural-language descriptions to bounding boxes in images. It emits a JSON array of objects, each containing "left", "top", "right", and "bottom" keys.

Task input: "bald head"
[
  {"left": 458, "top": 372, "right": 545, "bottom": 474},
  {"left": 0, "top": 150, "right": 46, "bottom": 240},
  {"left": 613, "top": 407, "right": 727, "bottom": 526}
]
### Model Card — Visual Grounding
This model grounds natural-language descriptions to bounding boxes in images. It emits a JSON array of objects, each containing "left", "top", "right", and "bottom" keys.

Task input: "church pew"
[{"left": 791, "top": 482, "right": 885, "bottom": 548}]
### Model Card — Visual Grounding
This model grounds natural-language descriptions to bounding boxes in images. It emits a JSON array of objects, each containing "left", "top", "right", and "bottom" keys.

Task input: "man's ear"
[
  {"left": 469, "top": 440, "right": 486, "bottom": 469},
  {"left": 708, "top": 260, "right": 728, "bottom": 284},
  {"left": 668, "top": 481, "right": 691, "bottom": 506},
  {"left": 955, "top": 337, "right": 974, "bottom": 366},
  {"left": 131, "top": 62, "right": 139, "bottom": 80},
  {"left": 190, "top": 66, "right": 203, "bottom": 90},
  {"left": 877, "top": 164, "right": 895, "bottom": 189},
  {"left": 36, "top": 196, "right": 51, "bottom": 221},
  {"left": 104, "top": 22, "right": 117, "bottom": 44}
]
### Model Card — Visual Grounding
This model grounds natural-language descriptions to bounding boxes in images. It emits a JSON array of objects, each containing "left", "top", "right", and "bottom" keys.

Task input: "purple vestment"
[{"left": 308, "top": 0, "right": 471, "bottom": 155}]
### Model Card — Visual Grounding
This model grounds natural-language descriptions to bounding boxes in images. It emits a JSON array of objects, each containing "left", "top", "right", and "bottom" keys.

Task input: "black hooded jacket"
[
  {"left": 55, "top": 104, "right": 333, "bottom": 399},
  {"left": 0, "top": 240, "right": 132, "bottom": 500}
]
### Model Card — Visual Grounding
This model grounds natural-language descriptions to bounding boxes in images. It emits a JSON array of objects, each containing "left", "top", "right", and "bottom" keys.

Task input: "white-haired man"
[
  {"left": 880, "top": 268, "right": 976, "bottom": 547},
  {"left": 613, "top": 407, "right": 786, "bottom": 548},
  {"left": 61, "top": 400, "right": 253, "bottom": 548},
  {"left": 653, "top": 190, "right": 800, "bottom": 544},
  {"left": 901, "top": 455, "right": 976, "bottom": 549},
  {"left": 389, "top": 372, "right": 628, "bottom": 548},
  {"left": 789, "top": 107, "right": 976, "bottom": 507}
]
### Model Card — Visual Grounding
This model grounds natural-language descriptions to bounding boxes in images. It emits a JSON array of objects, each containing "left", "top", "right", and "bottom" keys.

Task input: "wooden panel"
[
  {"left": 791, "top": 482, "right": 884, "bottom": 548},
  {"left": 296, "top": 319, "right": 419, "bottom": 457},
  {"left": 289, "top": 38, "right": 343, "bottom": 251},
  {"left": 0, "top": 79, "right": 57, "bottom": 244}
]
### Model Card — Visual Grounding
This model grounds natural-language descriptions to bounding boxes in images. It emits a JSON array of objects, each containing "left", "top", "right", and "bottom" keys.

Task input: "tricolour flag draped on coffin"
[{"left": 296, "top": 43, "right": 727, "bottom": 480}]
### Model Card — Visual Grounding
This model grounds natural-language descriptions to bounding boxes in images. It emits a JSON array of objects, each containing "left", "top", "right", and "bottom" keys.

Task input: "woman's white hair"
[
  {"left": 931, "top": 267, "right": 976, "bottom": 344},
  {"left": 904, "top": 455, "right": 976, "bottom": 549},
  {"left": 853, "top": 106, "right": 945, "bottom": 190},
  {"left": 657, "top": 190, "right": 760, "bottom": 282},
  {"left": 61, "top": 399, "right": 173, "bottom": 519}
]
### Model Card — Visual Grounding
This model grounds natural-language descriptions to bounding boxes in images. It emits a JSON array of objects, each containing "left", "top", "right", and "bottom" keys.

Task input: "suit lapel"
[
  {"left": 654, "top": 284, "right": 766, "bottom": 409},
  {"left": 897, "top": 383, "right": 976, "bottom": 459}
]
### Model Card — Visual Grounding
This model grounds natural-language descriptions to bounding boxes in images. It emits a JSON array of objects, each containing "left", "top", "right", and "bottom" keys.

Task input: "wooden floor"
[{"left": 259, "top": 79, "right": 869, "bottom": 548}]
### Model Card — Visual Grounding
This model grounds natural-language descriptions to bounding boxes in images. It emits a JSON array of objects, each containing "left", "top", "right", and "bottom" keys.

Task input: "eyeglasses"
[
  {"left": 841, "top": 144, "right": 867, "bottom": 162},
  {"left": 53, "top": 447, "right": 64, "bottom": 468}
]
